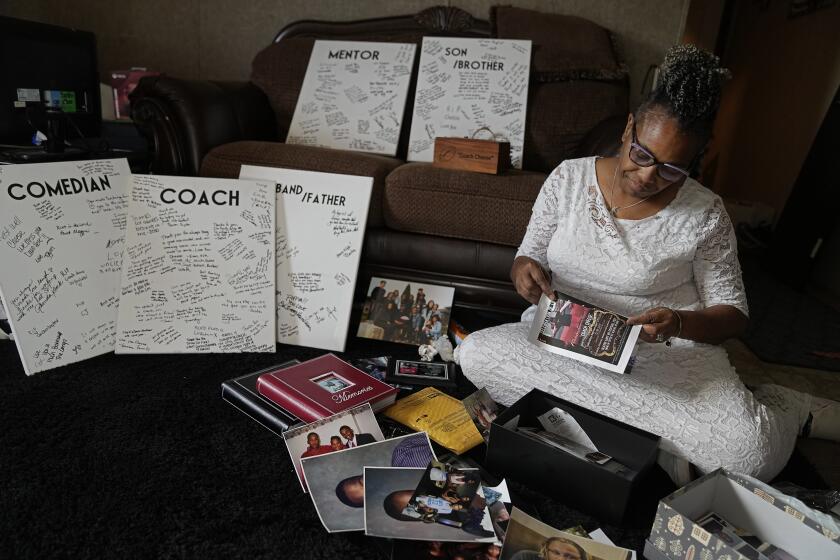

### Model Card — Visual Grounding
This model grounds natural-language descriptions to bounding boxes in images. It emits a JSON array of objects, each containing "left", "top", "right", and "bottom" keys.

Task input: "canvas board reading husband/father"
[
  {"left": 239, "top": 166, "right": 372, "bottom": 352},
  {"left": 0, "top": 159, "right": 131, "bottom": 375}
]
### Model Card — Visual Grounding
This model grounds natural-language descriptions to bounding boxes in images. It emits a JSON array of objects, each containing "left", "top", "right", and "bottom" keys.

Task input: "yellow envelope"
[{"left": 383, "top": 387, "right": 484, "bottom": 454}]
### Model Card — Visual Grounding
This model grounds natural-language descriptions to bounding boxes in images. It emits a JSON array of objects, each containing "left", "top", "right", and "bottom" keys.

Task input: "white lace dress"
[{"left": 456, "top": 157, "right": 811, "bottom": 481}]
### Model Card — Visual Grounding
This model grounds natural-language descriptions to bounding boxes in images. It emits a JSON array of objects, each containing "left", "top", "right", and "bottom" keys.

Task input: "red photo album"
[{"left": 256, "top": 354, "right": 398, "bottom": 423}]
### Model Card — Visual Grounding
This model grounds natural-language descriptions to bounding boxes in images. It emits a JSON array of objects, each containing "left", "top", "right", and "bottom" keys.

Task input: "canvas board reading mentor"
[
  {"left": 358, "top": 277, "right": 454, "bottom": 346},
  {"left": 286, "top": 40, "right": 416, "bottom": 156}
]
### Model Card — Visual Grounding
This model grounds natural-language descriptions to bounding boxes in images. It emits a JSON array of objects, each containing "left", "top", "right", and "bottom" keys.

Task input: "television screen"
[{"left": 0, "top": 16, "right": 101, "bottom": 146}]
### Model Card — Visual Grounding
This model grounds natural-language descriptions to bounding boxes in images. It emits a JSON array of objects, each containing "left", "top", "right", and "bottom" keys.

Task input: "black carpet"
[
  {"left": 741, "top": 262, "right": 840, "bottom": 372},
  {"left": 0, "top": 328, "right": 826, "bottom": 559}
]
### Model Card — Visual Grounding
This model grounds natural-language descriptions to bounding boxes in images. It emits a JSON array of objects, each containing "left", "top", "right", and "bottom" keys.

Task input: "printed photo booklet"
[{"left": 528, "top": 291, "right": 641, "bottom": 374}]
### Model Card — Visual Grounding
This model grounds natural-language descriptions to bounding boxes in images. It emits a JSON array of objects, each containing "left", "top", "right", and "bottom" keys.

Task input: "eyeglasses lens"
[{"left": 629, "top": 144, "right": 685, "bottom": 182}]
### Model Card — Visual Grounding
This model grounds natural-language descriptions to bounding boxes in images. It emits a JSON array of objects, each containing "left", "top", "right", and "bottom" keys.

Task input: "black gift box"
[{"left": 485, "top": 388, "right": 660, "bottom": 524}]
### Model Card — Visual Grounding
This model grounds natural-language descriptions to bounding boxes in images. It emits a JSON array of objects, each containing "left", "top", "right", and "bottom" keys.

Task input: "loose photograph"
[
  {"left": 500, "top": 508, "right": 633, "bottom": 560},
  {"left": 391, "top": 541, "right": 502, "bottom": 560},
  {"left": 283, "top": 403, "right": 384, "bottom": 492},
  {"left": 357, "top": 277, "right": 455, "bottom": 345},
  {"left": 301, "top": 432, "right": 436, "bottom": 532},
  {"left": 349, "top": 356, "right": 390, "bottom": 383},
  {"left": 528, "top": 291, "right": 640, "bottom": 374},
  {"left": 364, "top": 464, "right": 496, "bottom": 542},
  {"left": 462, "top": 388, "right": 498, "bottom": 441}
]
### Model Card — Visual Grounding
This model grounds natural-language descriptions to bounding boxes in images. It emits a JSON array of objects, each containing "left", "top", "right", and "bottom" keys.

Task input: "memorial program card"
[
  {"left": 528, "top": 291, "right": 640, "bottom": 374},
  {"left": 407, "top": 37, "right": 531, "bottom": 168},
  {"left": 239, "top": 166, "right": 372, "bottom": 352},
  {"left": 286, "top": 40, "right": 417, "bottom": 156},
  {"left": 0, "top": 159, "right": 131, "bottom": 375},
  {"left": 115, "top": 175, "right": 276, "bottom": 353}
]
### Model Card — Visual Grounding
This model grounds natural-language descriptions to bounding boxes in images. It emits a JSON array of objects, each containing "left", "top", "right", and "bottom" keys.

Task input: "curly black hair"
[{"left": 636, "top": 44, "right": 731, "bottom": 143}]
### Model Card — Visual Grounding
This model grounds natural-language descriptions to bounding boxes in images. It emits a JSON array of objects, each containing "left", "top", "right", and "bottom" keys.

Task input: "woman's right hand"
[{"left": 510, "top": 256, "right": 555, "bottom": 305}]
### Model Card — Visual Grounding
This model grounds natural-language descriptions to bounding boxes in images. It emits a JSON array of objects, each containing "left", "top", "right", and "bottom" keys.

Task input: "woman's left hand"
[{"left": 626, "top": 307, "right": 680, "bottom": 343}]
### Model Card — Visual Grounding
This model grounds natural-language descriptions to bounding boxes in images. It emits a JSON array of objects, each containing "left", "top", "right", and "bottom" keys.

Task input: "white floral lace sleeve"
[
  {"left": 693, "top": 197, "right": 749, "bottom": 317},
  {"left": 515, "top": 163, "right": 564, "bottom": 270},
  {"left": 458, "top": 157, "right": 809, "bottom": 483}
]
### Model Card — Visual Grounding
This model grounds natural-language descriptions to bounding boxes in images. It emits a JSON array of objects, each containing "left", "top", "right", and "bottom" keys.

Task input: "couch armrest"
[
  {"left": 574, "top": 114, "right": 627, "bottom": 159},
  {"left": 130, "top": 76, "right": 277, "bottom": 175}
]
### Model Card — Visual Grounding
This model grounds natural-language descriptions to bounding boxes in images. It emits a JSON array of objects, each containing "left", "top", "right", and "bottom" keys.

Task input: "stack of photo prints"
[{"left": 280, "top": 398, "right": 636, "bottom": 560}]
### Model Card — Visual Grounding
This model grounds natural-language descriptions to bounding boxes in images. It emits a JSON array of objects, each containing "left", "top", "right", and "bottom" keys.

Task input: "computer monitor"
[{"left": 0, "top": 16, "right": 101, "bottom": 146}]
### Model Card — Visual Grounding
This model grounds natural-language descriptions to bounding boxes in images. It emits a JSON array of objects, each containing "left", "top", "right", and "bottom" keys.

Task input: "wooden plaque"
[{"left": 432, "top": 137, "right": 511, "bottom": 175}]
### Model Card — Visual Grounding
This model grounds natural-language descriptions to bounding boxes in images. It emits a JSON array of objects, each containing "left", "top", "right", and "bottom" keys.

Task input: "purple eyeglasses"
[{"left": 629, "top": 122, "right": 692, "bottom": 182}]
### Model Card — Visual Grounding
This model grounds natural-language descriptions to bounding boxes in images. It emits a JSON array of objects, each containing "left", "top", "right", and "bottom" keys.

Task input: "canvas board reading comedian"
[
  {"left": 286, "top": 40, "right": 417, "bottom": 156},
  {"left": 239, "top": 166, "right": 372, "bottom": 352},
  {"left": 0, "top": 159, "right": 131, "bottom": 375},
  {"left": 407, "top": 37, "right": 531, "bottom": 168},
  {"left": 115, "top": 175, "right": 276, "bottom": 353}
]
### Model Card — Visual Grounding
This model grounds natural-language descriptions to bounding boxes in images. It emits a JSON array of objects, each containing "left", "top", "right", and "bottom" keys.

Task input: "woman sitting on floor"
[{"left": 456, "top": 44, "right": 840, "bottom": 483}]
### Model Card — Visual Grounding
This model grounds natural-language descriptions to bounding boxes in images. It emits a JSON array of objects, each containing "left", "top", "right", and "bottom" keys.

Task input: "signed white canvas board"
[
  {"left": 115, "top": 175, "right": 276, "bottom": 353},
  {"left": 239, "top": 165, "right": 372, "bottom": 352},
  {"left": 0, "top": 159, "right": 131, "bottom": 375},
  {"left": 286, "top": 40, "right": 417, "bottom": 156},
  {"left": 407, "top": 37, "right": 532, "bottom": 168}
]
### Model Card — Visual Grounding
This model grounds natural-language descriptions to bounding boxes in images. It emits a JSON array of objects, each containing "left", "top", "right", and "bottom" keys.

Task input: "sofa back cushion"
[{"left": 493, "top": 6, "right": 628, "bottom": 172}]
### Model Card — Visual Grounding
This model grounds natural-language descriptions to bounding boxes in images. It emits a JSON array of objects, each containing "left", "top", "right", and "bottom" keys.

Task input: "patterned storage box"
[{"left": 645, "top": 468, "right": 840, "bottom": 560}]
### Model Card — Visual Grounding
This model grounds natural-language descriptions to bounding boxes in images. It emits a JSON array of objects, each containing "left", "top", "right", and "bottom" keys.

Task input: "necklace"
[{"left": 606, "top": 159, "right": 657, "bottom": 217}]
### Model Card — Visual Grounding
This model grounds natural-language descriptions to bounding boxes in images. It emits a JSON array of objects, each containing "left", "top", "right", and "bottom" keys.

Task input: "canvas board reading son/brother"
[{"left": 407, "top": 37, "right": 531, "bottom": 168}]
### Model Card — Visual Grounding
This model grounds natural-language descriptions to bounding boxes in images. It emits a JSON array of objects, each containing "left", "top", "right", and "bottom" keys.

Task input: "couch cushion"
[
  {"left": 199, "top": 141, "right": 403, "bottom": 227},
  {"left": 491, "top": 6, "right": 624, "bottom": 81},
  {"left": 525, "top": 80, "right": 627, "bottom": 171},
  {"left": 384, "top": 163, "right": 546, "bottom": 247},
  {"left": 251, "top": 38, "right": 316, "bottom": 143},
  {"left": 492, "top": 6, "right": 629, "bottom": 172}
]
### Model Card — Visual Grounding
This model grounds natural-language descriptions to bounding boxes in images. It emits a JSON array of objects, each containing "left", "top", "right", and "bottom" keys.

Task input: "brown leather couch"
[{"left": 130, "top": 6, "right": 627, "bottom": 312}]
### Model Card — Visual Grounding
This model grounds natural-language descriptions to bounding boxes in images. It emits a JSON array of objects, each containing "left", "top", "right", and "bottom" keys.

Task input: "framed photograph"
[
  {"left": 387, "top": 359, "right": 456, "bottom": 388},
  {"left": 357, "top": 277, "right": 455, "bottom": 346}
]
